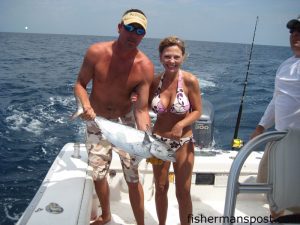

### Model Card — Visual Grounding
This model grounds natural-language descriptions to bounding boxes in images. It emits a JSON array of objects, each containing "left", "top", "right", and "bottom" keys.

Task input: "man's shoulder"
[
  {"left": 281, "top": 56, "right": 297, "bottom": 64},
  {"left": 277, "top": 56, "right": 298, "bottom": 71},
  {"left": 88, "top": 41, "right": 113, "bottom": 54},
  {"left": 133, "top": 51, "right": 154, "bottom": 83},
  {"left": 84, "top": 41, "right": 113, "bottom": 62},
  {"left": 136, "top": 50, "right": 154, "bottom": 68}
]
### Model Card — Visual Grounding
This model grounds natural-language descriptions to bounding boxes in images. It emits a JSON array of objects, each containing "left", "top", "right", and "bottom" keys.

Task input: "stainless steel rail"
[{"left": 223, "top": 131, "right": 287, "bottom": 225}]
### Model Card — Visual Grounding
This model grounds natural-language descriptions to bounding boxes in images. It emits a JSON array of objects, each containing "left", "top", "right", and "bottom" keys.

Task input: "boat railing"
[{"left": 223, "top": 130, "right": 287, "bottom": 225}]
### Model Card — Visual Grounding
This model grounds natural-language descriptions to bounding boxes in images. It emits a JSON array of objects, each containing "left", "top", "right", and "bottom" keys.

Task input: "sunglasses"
[{"left": 123, "top": 24, "right": 146, "bottom": 36}]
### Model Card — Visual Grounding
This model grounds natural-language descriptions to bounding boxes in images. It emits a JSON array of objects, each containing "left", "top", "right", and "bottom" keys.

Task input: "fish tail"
[{"left": 70, "top": 96, "right": 84, "bottom": 120}]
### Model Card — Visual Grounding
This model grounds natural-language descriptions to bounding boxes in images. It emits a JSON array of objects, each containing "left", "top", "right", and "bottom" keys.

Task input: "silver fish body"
[
  {"left": 72, "top": 97, "right": 175, "bottom": 162},
  {"left": 94, "top": 116, "right": 175, "bottom": 162}
]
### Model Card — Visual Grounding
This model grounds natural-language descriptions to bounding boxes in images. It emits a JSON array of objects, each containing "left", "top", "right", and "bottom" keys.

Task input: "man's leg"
[
  {"left": 127, "top": 181, "right": 145, "bottom": 225},
  {"left": 86, "top": 121, "right": 113, "bottom": 225},
  {"left": 116, "top": 110, "right": 144, "bottom": 225},
  {"left": 91, "top": 178, "right": 112, "bottom": 225},
  {"left": 116, "top": 147, "right": 144, "bottom": 225},
  {"left": 256, "top": 142, "right": 284, "bottom": 220}
]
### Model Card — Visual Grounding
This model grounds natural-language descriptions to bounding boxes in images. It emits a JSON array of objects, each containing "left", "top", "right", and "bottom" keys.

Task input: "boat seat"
[
  {"left": 223, "top": 128, "right": 300, "bottom": 225},
  {"left": 267, "top": 128, "right": 300, "bottom": 215}
]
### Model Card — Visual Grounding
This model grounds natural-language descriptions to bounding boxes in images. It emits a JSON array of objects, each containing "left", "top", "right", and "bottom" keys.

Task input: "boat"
[{"left": 16, "top": 99, "right": 287, "bottom": 225}]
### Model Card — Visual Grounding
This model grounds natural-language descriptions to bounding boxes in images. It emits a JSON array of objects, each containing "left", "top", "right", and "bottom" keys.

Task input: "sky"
[{"left": 0, "top": 0, "right": 299, "bottom": 47}]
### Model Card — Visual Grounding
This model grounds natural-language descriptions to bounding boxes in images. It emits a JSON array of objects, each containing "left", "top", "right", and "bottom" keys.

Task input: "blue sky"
[{"left": 0, "top": 0, "right": 299, "bottom": 46}]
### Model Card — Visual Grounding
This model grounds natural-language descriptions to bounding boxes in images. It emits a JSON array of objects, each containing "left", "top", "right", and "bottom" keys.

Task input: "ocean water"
[{"left": 0, "top": 32, "right": 291, "bottom": 224}]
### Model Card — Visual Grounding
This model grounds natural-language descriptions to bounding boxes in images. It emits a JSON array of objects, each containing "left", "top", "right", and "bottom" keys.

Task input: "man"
[
  {"left": 74, "top": 9, "right": 154, "bottom": 225},
  {"left": 251, "top": 16, "right": 300, "bottom": 219}
]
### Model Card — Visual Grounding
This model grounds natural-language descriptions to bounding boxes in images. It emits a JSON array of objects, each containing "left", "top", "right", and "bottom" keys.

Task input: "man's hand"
[
  {"left": 250, "top": 125, "right": 265, "bottom": 140},
  {"left": 80, "top": 106, "right": 96, "bottom": 120}
]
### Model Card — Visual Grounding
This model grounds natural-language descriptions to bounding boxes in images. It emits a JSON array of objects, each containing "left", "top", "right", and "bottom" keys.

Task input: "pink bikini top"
[{"left": 151, "top": 70, "right": 191, "bottom": 115}]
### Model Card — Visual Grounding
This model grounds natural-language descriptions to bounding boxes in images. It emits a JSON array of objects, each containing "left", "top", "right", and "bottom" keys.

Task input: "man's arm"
[
  {"left": 133, "top": 62, "right": 154, "bottom": 131},
  {"left": 250, "top": 97, "right": 275, "bottom": 139},
  {"left": 250, "top": 125, "right": 265, "bottom": 139},
  {"left": 74, "top": 46, "right": 96, "bottom": 120}
]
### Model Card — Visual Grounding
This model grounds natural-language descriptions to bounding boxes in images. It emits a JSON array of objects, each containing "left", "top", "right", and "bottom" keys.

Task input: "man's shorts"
[{"left": 85, "top": 110, "right": 140, "bottom": 183}]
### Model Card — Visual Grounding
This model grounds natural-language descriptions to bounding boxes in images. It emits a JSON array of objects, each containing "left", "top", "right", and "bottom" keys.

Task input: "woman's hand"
[{"left": 171, "top": 121, "right": 184, "bottom": 140}]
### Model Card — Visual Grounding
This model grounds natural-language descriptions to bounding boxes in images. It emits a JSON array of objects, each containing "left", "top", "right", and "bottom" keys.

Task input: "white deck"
[
  {"left": 95, "top": 150, "right": 271, "bottom": 225},
  {"left": 105, "top": 187, "right": 270, "bottom": 225}
]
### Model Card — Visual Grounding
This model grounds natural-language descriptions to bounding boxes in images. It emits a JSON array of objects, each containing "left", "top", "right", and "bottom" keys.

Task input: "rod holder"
[{"left": 72, "top": 143, "right": 81, "bottom": 159}]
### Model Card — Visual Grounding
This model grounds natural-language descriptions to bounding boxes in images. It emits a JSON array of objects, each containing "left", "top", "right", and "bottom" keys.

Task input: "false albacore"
[{"left": 71, "top": 97, "right": 176, "bottom": 162}]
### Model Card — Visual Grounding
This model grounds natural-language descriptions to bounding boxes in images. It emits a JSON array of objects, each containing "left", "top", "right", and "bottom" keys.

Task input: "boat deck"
[
  {"left": 17, "top": 144, "right": 279, "bottom": 225},
  {"left": 102, "top": 184, "right": 270, "bottom": 225},
  {"left": 93, "top": 150, "right": 271, "bottom": 225}
]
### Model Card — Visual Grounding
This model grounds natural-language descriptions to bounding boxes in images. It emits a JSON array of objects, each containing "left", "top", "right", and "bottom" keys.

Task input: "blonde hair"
[{"left": 158, "top": 36, "right": 186, "bottom": 56}]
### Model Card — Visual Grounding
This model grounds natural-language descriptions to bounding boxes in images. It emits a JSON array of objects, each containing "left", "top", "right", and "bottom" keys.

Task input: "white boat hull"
[{"left": 17, "top": 143, "right": 94, "bottom": 225}]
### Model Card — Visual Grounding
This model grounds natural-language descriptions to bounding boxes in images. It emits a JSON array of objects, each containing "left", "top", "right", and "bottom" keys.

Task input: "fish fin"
[{"left": 142, "top": 132, "right": 151, "bottom": 145}]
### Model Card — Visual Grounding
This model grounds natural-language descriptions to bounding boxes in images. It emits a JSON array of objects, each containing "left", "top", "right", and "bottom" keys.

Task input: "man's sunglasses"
[{"left": 123, "top": 24, "right": 146, "bottom": 35}]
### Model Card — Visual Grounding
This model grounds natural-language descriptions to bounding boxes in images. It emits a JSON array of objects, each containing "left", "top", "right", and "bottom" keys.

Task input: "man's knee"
[
  {"left": 126, "top": 180, "right": 140, "bottom": 188},
  {"left": 123, "top": 166, "right": 140, "bottom": 183}
]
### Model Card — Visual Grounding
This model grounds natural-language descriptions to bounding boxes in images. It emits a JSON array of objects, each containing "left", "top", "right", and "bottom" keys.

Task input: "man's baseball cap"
[
  {"left": 287, "top": 15, "right": 300, "bottom": 30},
  {"left": 122, "top": 11, "right": 147, "bottom": 30}
]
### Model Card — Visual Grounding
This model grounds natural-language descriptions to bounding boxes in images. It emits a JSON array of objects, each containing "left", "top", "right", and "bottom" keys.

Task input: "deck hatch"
[{"left": 195, "top": 173, "right": 215, "bottom": 185}]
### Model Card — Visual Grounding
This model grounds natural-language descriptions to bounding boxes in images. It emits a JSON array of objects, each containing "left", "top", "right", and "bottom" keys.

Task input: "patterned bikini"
[{"left": 151, "top": 70, "right": 194, "bottom": 152}]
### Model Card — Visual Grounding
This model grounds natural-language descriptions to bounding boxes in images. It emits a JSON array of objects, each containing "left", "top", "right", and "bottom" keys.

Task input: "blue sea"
[{"left": 0, "top": 32, "right": 291, "bottom": 224}]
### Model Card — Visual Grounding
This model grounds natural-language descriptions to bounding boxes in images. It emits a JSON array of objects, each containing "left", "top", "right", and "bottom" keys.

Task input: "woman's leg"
[
  {"left": 173, "top": 142, "right": 194, "bottom": 225},
  {"left": 153, "top": 161, "right": 171, "bottom": 225}
]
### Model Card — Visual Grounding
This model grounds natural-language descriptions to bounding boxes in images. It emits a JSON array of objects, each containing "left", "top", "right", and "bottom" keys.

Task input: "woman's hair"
[{"left": 158, "top": 36, "right": 185, "bottom": 56}]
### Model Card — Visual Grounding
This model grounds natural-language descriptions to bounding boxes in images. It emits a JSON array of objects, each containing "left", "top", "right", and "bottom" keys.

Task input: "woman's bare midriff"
[{"left": 152, "top": 113, "right": 193, "bottom": 139}]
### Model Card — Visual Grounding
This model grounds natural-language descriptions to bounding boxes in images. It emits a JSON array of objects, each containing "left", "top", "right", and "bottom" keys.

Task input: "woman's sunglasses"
[{"left": 123, "top": 24, "right": 146, "bottom": 35}]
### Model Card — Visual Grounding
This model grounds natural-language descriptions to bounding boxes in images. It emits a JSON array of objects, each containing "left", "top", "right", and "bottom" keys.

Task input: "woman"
[{"left": 150, "top": 36, "right": 202, "bottom": 225}]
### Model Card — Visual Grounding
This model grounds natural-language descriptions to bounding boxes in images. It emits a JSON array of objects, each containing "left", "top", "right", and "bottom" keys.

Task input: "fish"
[{"left": 71, "top": 97, "right": 176, "bottom": 162}]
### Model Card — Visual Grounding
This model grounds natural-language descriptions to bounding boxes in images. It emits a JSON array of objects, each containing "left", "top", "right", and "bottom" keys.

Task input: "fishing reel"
[{"left": 232, "top": 138, "right": 244, "bottom": 149}]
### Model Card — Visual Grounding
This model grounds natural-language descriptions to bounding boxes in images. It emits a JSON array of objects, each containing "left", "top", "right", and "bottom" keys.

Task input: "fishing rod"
[{"left": 232, "top": 16, "right": 259, "bottom": 150}]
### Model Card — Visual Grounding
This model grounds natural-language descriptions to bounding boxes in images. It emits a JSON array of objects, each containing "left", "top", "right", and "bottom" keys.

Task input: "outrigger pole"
[{"left": 232, "top": 16, "right": 259, "bottom": 150}]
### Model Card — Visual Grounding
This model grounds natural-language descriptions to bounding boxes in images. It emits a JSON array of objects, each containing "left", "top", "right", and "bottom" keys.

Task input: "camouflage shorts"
[{"left": 85, "top": 110, "right": 140, "bottom": 183}]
